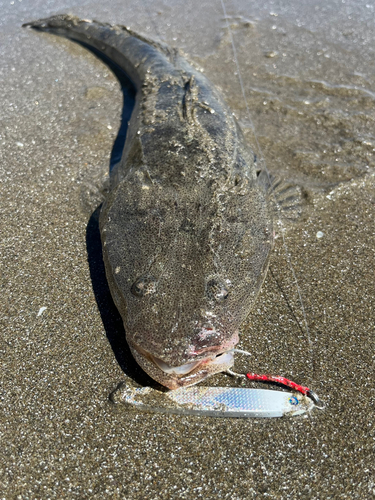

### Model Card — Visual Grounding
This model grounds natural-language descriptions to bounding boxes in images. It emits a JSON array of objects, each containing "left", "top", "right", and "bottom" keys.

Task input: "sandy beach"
[{"left": 1, "top": 0, "right": 374, "bottom": 498}]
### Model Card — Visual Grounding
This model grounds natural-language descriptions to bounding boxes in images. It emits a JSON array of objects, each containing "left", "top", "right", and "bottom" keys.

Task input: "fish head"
[
  {"left": 120, "top": 269, "right": 242, "bottom": 390},
  {"left": 100, "top": 179, "right": 273, "bottom": 389}
]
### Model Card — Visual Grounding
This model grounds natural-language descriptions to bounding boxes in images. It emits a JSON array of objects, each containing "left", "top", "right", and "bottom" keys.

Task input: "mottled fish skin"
[{"left": 24, "top": 15, "right": 274, "bottom": 389}]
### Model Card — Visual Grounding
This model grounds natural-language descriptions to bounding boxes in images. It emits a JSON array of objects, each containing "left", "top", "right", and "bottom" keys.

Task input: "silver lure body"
[{"left": 111, "top": 381, "right": 314, "bottom": 418}]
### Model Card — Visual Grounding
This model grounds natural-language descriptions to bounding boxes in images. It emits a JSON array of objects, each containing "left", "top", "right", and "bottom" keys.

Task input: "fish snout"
[
  {"left": 127, "top": 329, "right": 239, "bottom": 389},
  {"left": 147, "top": 329, "right": 239, "bottom": 377}
]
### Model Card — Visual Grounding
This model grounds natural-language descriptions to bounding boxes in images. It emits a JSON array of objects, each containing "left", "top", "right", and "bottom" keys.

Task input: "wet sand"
[{"left": 1, "top": 1, "right": 374, "bottom": 498}]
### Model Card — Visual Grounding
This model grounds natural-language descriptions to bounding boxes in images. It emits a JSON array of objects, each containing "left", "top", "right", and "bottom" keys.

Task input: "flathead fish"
[{"left": 24, "top": 16, "right": 276, "bottom": 389}]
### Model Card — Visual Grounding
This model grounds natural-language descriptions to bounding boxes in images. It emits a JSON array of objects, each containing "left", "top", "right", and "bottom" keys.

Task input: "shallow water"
[{"left": 1, "top": 1, "right": 374, "bottom": 498}]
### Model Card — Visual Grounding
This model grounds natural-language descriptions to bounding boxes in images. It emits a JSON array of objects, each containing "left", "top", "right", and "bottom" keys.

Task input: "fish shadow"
[
  {"left": 78, "top": 42, "right": 135, "bottom": 170},
  {"left": 82, "top": 44, "right": 162, "bottom": 390},
  {"left": 86, "top": 208, "right": 158, "bottom": 389}
]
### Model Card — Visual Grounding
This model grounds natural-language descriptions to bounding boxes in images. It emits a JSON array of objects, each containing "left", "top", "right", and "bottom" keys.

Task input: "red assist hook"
[
  {"left": 229, "top": 349, "right": 325, "bottom": 408},
  {"left": 246, "top": 373, "right": 323, "bottom": 407}
]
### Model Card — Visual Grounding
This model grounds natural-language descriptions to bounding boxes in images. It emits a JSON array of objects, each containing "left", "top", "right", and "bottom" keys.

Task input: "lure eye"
[
  {"left": 206, "top": 278, "right": 229, "bottom": 302},
  {"left": 131, "top": 275, "right": 157, "bottom": 297}
]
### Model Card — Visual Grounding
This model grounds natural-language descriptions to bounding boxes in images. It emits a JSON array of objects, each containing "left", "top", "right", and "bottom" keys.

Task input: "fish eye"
[
  {"left": 206, "top": 278, "right": 229, "bottom": 302},
  {"left": 131, "top": 275, "right": 157, "bottom": 297}
]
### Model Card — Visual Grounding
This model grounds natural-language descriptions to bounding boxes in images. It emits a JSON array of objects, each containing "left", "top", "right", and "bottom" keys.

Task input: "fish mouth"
[
  {"left": 150, "top": 350, "right": 234, "bottom": 376},
  {"left": 129, "top": 341, "right": 235, "bottom": 388},
  {"left": 151, "top": 355, "right": 203, "bottom": 376}
]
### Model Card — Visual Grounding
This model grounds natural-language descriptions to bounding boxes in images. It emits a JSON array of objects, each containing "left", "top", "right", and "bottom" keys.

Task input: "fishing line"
[
  {"left": 220, "top": 0, "right": 315, "bottom": 385},
  {"left": 141, "top": 0, "right": 165, "bottom": 42}
]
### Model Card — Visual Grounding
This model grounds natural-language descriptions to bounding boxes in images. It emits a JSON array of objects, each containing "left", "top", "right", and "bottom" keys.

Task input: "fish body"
[{"left": 25, "top": 16, "right": 274, "bottom": 389}]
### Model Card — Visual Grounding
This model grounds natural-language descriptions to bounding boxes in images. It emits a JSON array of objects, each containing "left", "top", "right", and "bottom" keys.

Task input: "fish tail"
[
  {"left": 22, "top": 15, "right": 173, "bottom": 89},
  {"left": 22, "top": 15, "right": 115, "bottom": 43}
]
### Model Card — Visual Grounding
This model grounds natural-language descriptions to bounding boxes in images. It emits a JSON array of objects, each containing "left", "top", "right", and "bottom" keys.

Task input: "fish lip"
[
  {"left": 150, "top": 355, "right": 203, "bottom": 376},
  {"left": 130, "top": 342, "right": 234, "bottom": 378}
]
